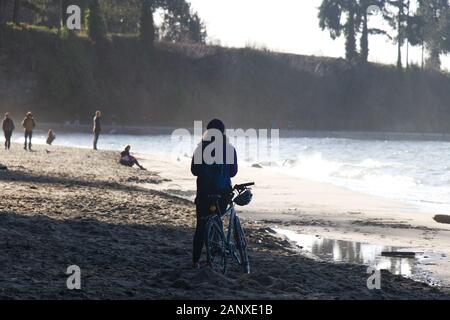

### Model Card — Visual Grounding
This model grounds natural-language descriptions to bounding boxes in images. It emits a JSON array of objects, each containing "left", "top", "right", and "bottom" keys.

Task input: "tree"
[
  {"left": 344, "top": 2, "right": 358, "bottom": 60},
  {"left": 188, "top": 12, "right": 207, "bottom": 44},
  {"left": 359, "top": 0, "right": 370, "bottom": 62},
  {"left": 382, "top": 0, "right": 414, "bottom": 69},
  {"left": 140, "top": 0, "right": 155, "bottom": 51},
  {"left": 60, "top": 0, "right": 72, "bottom": 29},
  {"left": 160, "top": 0, "right": 206, "bottom": 43},
  {"left": 357, "top": 0, "right": 389, "bottom": 63},
  {"left": 0, "top": 0, "right": 4, "bottom": 50},
  {"left": 318, "top": 0, "right": 390, "bottom": 62},
  {"left": 319, "top": 0, "right": 358, "bottom": 61},
  {"left": 12, "top": 0, "right": 21, "bottom": 24},
  {"left": 416, "top": 0, "right": 450, "bottom": 70},
  {"left": 406, "top": 13, "right": 425, "bottom": 67},
  {"left": 85, "top": 0, "right": 106, "bottom": 42}
]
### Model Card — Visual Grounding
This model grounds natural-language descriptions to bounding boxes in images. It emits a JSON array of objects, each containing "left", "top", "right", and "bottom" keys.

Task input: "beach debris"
[
  {"left": 258, "top": 227, "right": 276, "bottom": 234},
  {"left": 252, "top": 163, "right": 263, "bottom": 168},
  {"left": 381, "top": 252, "right": 416, "bottom": 258},
  {"left": 433, "top": 215, "right": 450, "bottom": 224}
]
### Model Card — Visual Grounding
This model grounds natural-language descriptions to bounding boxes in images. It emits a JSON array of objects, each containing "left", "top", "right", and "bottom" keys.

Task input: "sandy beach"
[
  {"left": 1, "top": 144, "right": 449, "bottom": 299},
  {"left": 142, "top": 154, "right": 450, "bottom": 287}
]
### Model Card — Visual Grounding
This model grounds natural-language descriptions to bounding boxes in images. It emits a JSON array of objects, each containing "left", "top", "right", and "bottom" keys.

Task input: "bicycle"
[{"left": 205, "top": 182, "right": 254, "bottom": 275}]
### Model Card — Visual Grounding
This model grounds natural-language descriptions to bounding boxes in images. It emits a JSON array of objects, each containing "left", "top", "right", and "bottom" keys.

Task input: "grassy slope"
[{"left": 1, "top": 24, "right": 450, "bottom": 132}]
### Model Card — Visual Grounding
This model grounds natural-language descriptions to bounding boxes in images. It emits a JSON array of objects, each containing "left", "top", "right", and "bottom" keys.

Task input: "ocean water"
[
  {"left": 275, "top": 137, "right": 450, "bottom": 215},
  {"left": 17, "top": 132, "right": 450, "bottom": 215}
]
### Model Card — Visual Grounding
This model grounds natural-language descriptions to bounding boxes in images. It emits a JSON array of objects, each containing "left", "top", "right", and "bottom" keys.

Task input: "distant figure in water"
[
  {"left": 2, "top": 112, "right": 15, "bottom": 150},
  {"left": 93, "top": 110, "right": 101, "bottom": 150},
  {"left": 119, "top": 145, "right": 146, "bottom": 170},
  {"left": 46, "top": 129, "right": 56, "bottom": 145},
  {"left": 22, "top": 112, "right": 35, "bottom": 151}
]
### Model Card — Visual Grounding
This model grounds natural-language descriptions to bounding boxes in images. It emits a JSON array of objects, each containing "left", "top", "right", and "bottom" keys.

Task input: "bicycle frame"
[
  {"left": 206, "top": 182, "right": 253, "bottom": 273},
  {"left": 212, "top": 199, "right": 243, "bottom": 265}
]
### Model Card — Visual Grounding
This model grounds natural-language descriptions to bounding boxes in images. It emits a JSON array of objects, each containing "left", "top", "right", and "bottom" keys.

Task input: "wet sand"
[
  {"left": 0, "top": 144, "right": 449, "bottom": 299},
  {"left": 142, "top": 154, "right": 450, "bottom": 287}
]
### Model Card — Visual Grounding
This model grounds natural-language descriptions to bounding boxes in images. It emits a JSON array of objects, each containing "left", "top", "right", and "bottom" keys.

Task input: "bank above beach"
[{"left": 0, "top": 144, "right": 449, "bottom": 299}]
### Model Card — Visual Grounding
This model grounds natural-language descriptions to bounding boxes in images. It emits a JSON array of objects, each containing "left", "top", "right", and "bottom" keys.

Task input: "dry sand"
[{"left": 0, "top": 144, "right": 449, "bottom": 299}]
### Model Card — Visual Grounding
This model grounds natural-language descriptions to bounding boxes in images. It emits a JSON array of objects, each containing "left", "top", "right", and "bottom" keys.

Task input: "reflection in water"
[{"left": 276, "top": 229, "right": 442, "bottom": 285}]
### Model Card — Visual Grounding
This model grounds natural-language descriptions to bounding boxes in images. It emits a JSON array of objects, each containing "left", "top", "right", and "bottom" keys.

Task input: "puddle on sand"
[{"left": 275, "top": 229, "right": 445, "bottom": 286}]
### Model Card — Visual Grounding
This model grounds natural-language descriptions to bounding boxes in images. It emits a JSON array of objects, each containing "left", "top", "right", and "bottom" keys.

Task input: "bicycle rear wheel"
[
  {"left": 233, "top": 216, "right": 250, "bottom": 274},
  {"left": 206, "top": 218, "right": 227, "bottom": 274}
]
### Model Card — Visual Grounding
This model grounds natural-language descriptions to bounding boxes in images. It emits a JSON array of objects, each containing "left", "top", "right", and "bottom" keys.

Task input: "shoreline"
[
  {"left": 138, "top": 153, "right": 450, "bottom": 288},
  {"left": 21, "top": 133, "right": 450, "bottom": 217},
  {"left": 1, "top": 144, "right": 450, "bottom": 299},
  {"left": 14, "top": 123, "right": 450, "bottom": 141}
]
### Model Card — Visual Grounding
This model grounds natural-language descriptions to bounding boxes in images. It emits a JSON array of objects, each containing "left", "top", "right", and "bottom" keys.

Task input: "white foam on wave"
[{"left": 276, "top": 149, "right": 450, "bottom": 214}]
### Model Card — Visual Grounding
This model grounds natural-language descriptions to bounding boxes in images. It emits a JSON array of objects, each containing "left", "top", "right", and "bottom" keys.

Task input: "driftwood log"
[{"left": 434, "top": 215, "right": 450, "bottom": 224}]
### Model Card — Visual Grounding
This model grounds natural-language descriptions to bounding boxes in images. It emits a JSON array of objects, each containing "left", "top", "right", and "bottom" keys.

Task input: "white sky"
[{"left": 187, "top": 0, "right": 450, "bottom": 70}]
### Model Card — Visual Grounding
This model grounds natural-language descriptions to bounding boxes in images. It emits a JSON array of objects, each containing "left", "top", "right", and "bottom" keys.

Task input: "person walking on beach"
[
  {"left": 191, "top": 119, "right": 238, "bottom": 269},
  {"left": 22, "top": 112, "right": 35, "bottom": 151},
  {"left": 2, "top": 113, "right": 15, "bottom": 150},
  {"left": 93, "top": 110, "right": 102, "bottom": 150}
]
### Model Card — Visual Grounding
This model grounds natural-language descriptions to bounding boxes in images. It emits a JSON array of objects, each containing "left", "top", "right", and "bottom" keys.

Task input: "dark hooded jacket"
[
  {"left": 2, "top": 118, "right": 15, "bottom": 132},
  {"left": 191, "top": 134, "right": 238, "bottom": 201}
]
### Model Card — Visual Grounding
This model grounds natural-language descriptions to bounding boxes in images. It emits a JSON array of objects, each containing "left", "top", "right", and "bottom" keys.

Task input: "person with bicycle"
[{"left": 191, "top": 119, "right": 238, "bottom": 269}]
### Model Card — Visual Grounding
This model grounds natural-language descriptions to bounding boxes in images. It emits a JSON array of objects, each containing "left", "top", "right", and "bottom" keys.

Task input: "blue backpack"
[{"left": 203, "top": 162, "right": 231, "bottom": 195}]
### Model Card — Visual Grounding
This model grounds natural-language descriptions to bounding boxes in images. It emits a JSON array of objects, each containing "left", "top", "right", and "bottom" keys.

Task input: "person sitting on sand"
[
  {"left": 22, "top": 112, "right": 35, "bottom": 151},
  {"left": 46, "top": 129, "right": 56, "bottom": 145},
  {"left": 191, "top": 119, "right": 238, "bottom": 269},
  {"left": 2, "top": 112, "right": 15, "bottom": 150},
  {"left": 119, "top": 145, "right": 146, "bottom": 170}
]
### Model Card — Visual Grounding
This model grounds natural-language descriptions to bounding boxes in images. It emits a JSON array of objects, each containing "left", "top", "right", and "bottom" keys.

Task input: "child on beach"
[
  {"left": 2, "top": 113, "right": 15, "bottom": 150},
  {"left": 119, "top": 145, "right": 146, "bottom": 170},
  {"left": 46, "top": 129, "right": 56, "bottom": 145},
  {"left": 22, "top": 112, "right": 35, "bottom": 151}
]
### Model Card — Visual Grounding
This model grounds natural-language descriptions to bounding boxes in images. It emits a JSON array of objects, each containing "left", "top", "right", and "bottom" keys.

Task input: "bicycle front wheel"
[
  {"left": 233, "top": 216, "right": 250, "bottom": 274},
  {"left": 206, "top": 218, "right": 227, "bottom": 274}
]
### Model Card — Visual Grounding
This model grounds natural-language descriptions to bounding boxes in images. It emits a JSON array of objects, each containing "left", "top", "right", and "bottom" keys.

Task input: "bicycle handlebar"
[{"left": 233, "top": 182, "right": 255, "bottom": 191}]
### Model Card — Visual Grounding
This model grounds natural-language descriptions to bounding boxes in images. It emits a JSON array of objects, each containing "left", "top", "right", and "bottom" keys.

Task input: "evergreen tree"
[
  {"left": 416, "top": 0, "right": 450, "bottom": 70},
  {"left": 85, "top": 0, "right": 106, "bottom": 42},
  {"left": 357, "top": 0, "right": 388, "bottom": 63},
  {"left": 140, "top": 0, "right": 155, "bottom": 51},
  {"left": 382, "top": 0, "right": 411, "bottom": 69},
  {"left": 188, "top": 12, "right": 207, "bottom": 44},
  {"left": 359, "top": 1, "right": 369, "bottom": 62},
  {"left": 319, "top": 0, "right": 390, "bottom": 63},
  {"left": 344, "top": 4, "right": 357, "bottom": 61},
  {"left": 12, "top": 0, "right": 21, "bottom": 24},
  {"left": 319, "top": 0, "right": 358, "bottom": 61},
  {"left": 0, "top": 0, "right": 4, "bottom": 50}
]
